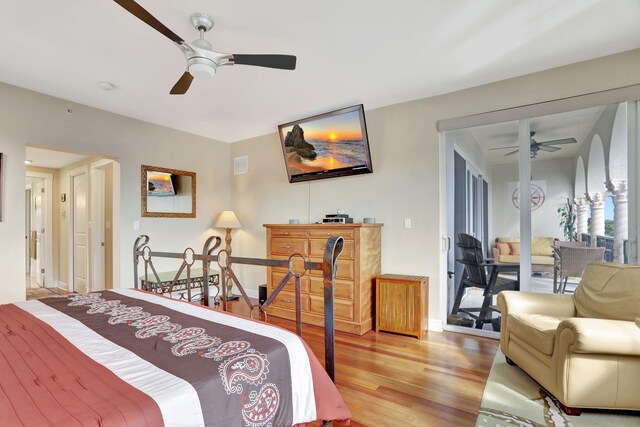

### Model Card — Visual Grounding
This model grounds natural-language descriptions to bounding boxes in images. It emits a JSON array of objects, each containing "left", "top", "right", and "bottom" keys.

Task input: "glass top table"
[{"left": 139, "top": 267, "right": 221, "bottom": 304}]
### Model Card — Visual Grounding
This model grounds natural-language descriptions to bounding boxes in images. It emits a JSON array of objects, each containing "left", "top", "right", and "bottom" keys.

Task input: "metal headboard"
[{"left": 133, "top": 234, "right": 344, "bottom": 384}]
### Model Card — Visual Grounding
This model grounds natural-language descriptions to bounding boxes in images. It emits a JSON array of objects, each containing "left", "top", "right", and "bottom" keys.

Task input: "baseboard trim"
[
  {"left": 428, "top": 319, "right": 444, "bottom": 332},
  {"left": 55, "top": 281, "right": 69, "bottom": 291}
]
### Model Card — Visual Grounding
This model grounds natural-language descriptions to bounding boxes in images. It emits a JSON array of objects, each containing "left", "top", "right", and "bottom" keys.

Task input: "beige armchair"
[{"left": 497, "top": 262, "right": 640, "bottom": 415}]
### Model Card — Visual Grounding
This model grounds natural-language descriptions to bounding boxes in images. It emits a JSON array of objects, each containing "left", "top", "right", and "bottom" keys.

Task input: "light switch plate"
[
  {"left": 133, "top": 220, "right": 140, "bottom": 230},
  {"left": 404, "top": 218, "right": 412, "bottom": 229}
]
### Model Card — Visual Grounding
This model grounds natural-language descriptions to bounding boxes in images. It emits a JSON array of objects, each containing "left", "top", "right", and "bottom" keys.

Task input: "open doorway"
[{"left": 25, "top": 146, "right": 119, "bottom": 299}]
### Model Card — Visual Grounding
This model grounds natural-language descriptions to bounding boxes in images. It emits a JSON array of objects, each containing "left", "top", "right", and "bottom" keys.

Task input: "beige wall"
[
  {"left": 0, "top": 83, "right": 231, "bottom": 303},
  {"left": 491, "top": 158, "right": 575, "bottom": 241},
  {"left": 3, "top": 49, "right": 640, "bottom": 315},
  {"left": 230, "top": 48, "right": 640, "bottom": 326}
]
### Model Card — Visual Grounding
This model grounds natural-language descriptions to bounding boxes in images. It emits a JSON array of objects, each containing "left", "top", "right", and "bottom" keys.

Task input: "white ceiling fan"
[
  {"left": 113, "top": 0, "right": 297, "bottom": 94},
  {"left": 489, "top": 131, "right": 577, "bottom": 158}
]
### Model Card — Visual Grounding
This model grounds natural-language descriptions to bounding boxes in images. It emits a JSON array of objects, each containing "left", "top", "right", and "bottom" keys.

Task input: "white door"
[
  {"left": 33, "top": 180, "right": 46, "bottom": 286},
  {"left": 91, "top": 167, "right": 105, "bottom": 291},
  {"left": 25, "top": 188, "right": 31, "bottom": 276},
  {"left": 72, "top": 170, "right": 89, "bottom": 293}
]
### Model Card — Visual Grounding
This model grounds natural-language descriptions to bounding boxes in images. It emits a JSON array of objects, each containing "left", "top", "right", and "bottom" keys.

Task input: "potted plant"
[{"left": 558, "top": 198, "right": 578, "bottom": 241}]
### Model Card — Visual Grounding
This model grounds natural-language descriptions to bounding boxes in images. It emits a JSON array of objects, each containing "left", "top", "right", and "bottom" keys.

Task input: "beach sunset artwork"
[{"left": 279, "top": 106, "right": 372, "bottom": 182}]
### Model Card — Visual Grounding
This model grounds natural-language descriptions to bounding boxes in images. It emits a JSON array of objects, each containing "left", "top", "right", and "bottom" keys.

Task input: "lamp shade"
[{"left": 214, "top": 210, "right": 242, "bottom": 229}]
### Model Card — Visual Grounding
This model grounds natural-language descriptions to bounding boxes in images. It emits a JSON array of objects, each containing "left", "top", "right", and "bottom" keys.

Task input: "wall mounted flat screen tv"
[{"left": 278, "top": 104, "right": 373, "bottom": 183}]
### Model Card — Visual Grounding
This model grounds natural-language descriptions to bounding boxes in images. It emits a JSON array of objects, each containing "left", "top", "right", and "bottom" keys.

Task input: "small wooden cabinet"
[
  {"left": 264, "top": 223, "right": 382, "bottom": 335},
  {"left": 376, "top": 274, "right": 429, "bottom": 339}
]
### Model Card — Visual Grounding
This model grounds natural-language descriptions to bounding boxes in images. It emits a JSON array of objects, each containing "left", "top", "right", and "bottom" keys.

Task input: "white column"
[
  {"left": 574, "top": 196, "right": 589, "bottom": 239},
  {"left": 611, "top": 179, "right": 628, "bottom": 263},
  {"left": 589, "top": 192, "right": 606, "bottom": 247}
]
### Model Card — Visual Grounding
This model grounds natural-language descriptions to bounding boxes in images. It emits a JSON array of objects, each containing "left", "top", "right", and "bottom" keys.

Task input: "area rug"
[{"left": 476, "top": 350, "right": 640, "bottom": 427}]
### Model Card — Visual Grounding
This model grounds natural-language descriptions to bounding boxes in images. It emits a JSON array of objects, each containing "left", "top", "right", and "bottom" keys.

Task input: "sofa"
[
  {"left": 497, "top": 262, "right": 640, "bottom": 414},
  {"left": 492, "top": 237, "right": 556, "bottom": 273}
]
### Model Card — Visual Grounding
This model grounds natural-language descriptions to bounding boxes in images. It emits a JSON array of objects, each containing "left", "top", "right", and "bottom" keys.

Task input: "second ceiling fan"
[
  {"left": 490, "top": 131, "right": 577, "bottom": 158},
  {"left": 113, "top": 0, "right": 297, "bottom": 94}
]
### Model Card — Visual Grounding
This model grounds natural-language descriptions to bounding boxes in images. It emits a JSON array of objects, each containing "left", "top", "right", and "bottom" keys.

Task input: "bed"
[{"left": 0, "top": 236, "right": 350, "bottom": 427}]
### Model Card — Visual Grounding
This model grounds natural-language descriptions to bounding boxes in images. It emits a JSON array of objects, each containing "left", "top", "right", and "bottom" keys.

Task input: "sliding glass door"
[{"left": 443, "top": 100, "right": 638, "bottom": 336}]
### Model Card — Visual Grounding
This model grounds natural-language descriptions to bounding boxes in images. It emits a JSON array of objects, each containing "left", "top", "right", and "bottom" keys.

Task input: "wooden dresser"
[{"left": 264, "top": 223, "right": 382, "bottom": 335}]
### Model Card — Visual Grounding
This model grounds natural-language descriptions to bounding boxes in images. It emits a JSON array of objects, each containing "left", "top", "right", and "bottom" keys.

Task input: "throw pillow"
[
  {"left": 496, "top": 242, "right": 511, "bottom": 255},
  {"left": 509, "top": 242, "right": 521, "bottom": 255}
]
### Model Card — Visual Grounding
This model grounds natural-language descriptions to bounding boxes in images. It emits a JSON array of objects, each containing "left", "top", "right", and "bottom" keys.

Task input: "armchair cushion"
[
  {"left": 509, "top": 242, "right": 521, "bottom": 255},
  {"left": 508, "top": 313, "right": 566, "bottom": 355},
  {"left": 532, "top": 237, "right": 555, "bottom": 256},
  {"left": 574, "top": 262, "right": 640, "bottom": 321}
]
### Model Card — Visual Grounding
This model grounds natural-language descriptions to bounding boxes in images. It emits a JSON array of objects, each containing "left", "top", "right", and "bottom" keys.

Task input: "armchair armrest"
[
  {"left": 497, "top": 291, "right": 576, "bottom": 318},
  {"left": 557, "top": 318, "right": 640, "bottom": 356},
  {"left": 492, "top": 247, "right": 500, "bottom": 261}
]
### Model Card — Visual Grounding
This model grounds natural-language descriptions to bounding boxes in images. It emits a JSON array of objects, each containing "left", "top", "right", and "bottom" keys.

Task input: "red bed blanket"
[{"left": 0, "top": 289, "right": 351, "bottom": 426}]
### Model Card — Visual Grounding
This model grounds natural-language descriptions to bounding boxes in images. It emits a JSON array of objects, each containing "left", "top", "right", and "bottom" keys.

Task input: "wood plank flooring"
[{"left": 225, "top": 299, "right": 499, "bottom": 427}]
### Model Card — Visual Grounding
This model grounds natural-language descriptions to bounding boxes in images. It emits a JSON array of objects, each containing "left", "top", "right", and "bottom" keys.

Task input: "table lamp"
[{"left": 214, "top": 210, "right": 242, "bottom": 300}]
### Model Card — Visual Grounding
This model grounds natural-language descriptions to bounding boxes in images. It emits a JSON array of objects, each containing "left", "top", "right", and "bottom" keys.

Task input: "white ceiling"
[
  {"left": 26, "top": 146, "right": 90, "bottom": 169},
  {"left": 468, "top": 105, "right": 608, "bottom": 165},
  {"left": 1, "top": 1, "right": 639, "bottom": 143}
]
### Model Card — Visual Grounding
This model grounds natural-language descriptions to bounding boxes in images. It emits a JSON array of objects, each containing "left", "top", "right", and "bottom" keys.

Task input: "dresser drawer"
[
  {"left": 309, "top": 295, "right": 354, "bottom": 320},
  {"left": 270, "top": 227, "right": 309, "bottom": 239},
  {"left": 310, "top": 238, "right": 354, "bottom": 259},
  {"left": 270, "top": 238, "right": 308, "bottom": 256},
  {"left": 271, "top": 255, "right": 306, "bottom": 275},
  {"left": 309, "top": 227, "right": 355, "bottom": 240},
  {"left": 270, "top": 290, "right": 310, "bottom": 311},
  {"left": 270, "top": 271, "right": 310, "bottom": 294},
  {"left": 309, "top": 258, "right": 354, "bottom": 281},
  {"left": 309, "top": 276, "right": 353, "bottom": 300}
]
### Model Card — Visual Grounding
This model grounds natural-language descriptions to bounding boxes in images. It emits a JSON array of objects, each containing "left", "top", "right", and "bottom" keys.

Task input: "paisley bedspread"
[{"left": 1, "top": 289, "right": 351, "bottom": 427}]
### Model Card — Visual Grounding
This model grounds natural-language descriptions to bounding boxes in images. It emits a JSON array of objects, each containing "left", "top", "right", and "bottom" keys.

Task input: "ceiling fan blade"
[
  {"left": 114, "top": 0, "right": 184, "bottom": 43},
  {"left": 539, "top": 138, "right": 577, "bottom": 146},
  {"left": 504, "top": 150, "right": 520, "bottom": 156},
  {"left": 489, "top": 145, "right": 519, "bottom": 150},
  {"left": 232, "top": 54, "right": 297, "bottom": 70},
  {"left": 170, "top": 72, "right": 194, "bottom": 95},
  {"left": 538, "top": 145, "right": 561, "bottom": 152}
]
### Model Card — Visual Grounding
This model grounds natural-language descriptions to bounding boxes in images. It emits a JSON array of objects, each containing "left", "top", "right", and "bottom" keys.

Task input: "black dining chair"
[{"left": 451, "top": 233, "right": 519, "bottom": 330}]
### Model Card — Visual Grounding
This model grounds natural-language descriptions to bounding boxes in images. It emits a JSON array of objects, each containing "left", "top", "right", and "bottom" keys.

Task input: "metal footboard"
[{"left": 133, "top": 234, "right": 344, "bottom": 385}]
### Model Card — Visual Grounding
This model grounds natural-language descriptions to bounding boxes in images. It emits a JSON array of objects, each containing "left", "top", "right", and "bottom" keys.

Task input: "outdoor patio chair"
[
  {"left": 451, "top": 233, "right": 519, "bottom": 330},
  {"left": 552, "top": 240, "right": 588, "bottom": 293},
  {"left": 557, "top": 246, "right": 606, "bottom": 294}
]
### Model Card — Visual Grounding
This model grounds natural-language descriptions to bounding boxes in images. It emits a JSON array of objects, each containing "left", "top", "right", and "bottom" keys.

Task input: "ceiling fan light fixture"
[{"left": 188, "top": 62, "right": 216, "bottom": 79}]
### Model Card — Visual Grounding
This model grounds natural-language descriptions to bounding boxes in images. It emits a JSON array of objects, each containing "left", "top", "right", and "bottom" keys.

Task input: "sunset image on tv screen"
[
  {"left": 147, "top": 172, "right": 175, "bottom": 196},
  {"left": 280, "top": 110, "right": 367, "bottom": 176}
]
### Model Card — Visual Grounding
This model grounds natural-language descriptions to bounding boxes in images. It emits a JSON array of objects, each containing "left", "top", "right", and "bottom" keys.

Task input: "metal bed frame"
[{"left": 133, "top": 234, "right": 344, "bottom": 386}]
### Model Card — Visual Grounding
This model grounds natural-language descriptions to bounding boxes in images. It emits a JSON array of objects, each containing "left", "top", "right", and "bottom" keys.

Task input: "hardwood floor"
[{"left": 224, "top": 299, "right": 499, "bottom": 427}]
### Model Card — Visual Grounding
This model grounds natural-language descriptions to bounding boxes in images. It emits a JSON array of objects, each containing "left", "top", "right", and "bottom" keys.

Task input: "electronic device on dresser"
[
  {"left": 322, "top": 213, "right": 354, "bottom": 224},
  {"left": 264, "top": 223, "right": 383, "bottom": 335}
]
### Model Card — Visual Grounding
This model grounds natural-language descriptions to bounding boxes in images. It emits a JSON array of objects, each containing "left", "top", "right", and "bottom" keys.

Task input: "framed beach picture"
[{"left": 277, "top": 104, "right": 373, "bottom": 183}]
